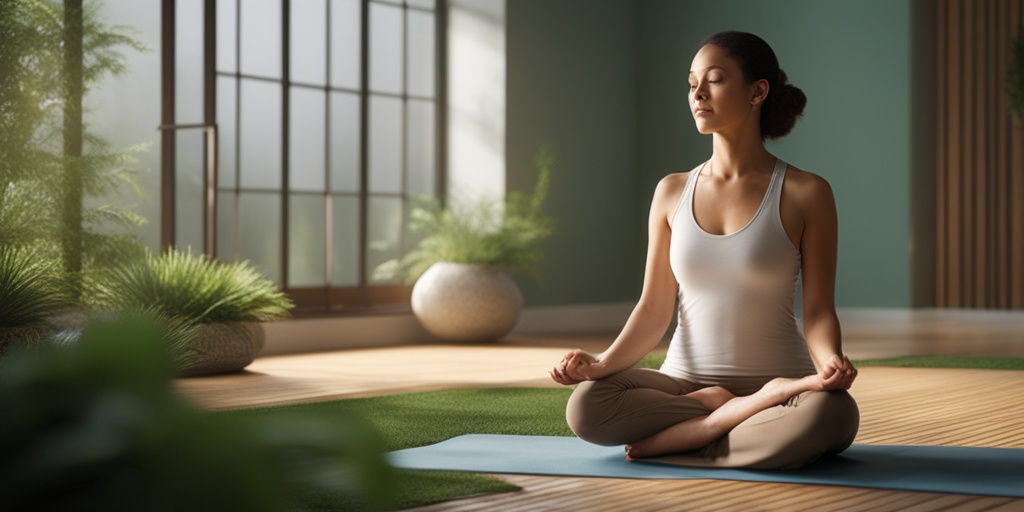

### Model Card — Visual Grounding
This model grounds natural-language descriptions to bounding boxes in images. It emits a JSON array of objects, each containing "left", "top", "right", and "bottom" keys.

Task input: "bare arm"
[
  {"left": 550, "top": 174, "right": 684, "bottom": 384},
  {"left": 794, "top": 174, "right": 857, "bottom": 389}
]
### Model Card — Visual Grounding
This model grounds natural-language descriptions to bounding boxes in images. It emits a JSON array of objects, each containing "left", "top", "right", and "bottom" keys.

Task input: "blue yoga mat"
[{"left": 389, "top": 434, "right": 1024, "bottom": 497}]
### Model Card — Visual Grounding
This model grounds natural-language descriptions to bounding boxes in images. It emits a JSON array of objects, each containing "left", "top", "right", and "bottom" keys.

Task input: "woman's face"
[{"left": 688, "top": 44, "right": 766, "bottom": 136}]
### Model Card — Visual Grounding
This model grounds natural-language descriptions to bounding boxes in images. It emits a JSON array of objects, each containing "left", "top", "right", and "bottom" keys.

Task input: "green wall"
[
  {"left": 506, "top": 0, "right": 642, "bottom": 305},
  {"left": 507, "top": 0, "right": 913, "bottom": 308}
]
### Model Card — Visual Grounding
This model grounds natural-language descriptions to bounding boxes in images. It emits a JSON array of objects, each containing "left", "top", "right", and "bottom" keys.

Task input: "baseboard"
[
  {"left": 261, "top": 314, "right": 435, "bottom": 356},
  {"left": 262, "top": 305, "right": 1024, "bottom": 356},
  {"left": 261, "top": 302, "right": 634, "bottom": 356},
  {"left": 511, "top": 302, "right": 634, "bottom": 335}
]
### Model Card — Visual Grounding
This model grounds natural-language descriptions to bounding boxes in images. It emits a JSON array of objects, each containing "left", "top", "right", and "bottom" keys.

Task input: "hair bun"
[{"left": 761, "top": 69, "right": 805, "bottom": 139}]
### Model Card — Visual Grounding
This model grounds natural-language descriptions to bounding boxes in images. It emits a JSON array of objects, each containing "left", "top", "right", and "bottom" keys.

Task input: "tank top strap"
[
  {"left": 763, "top": 159, "right": 787, "bottom": 214},
  {"left": 671, "top": 161, "right": 707, "bottom": 229}
]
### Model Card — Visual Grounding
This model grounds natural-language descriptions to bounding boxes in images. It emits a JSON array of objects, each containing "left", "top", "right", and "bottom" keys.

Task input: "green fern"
[
  {"left": 1010, "top": 27, "right": 1024, "bottom": 123},
  {"left": 88, "top": 248, "right": 293, "bottom": 325},
  {"left": 0, "top": 246, "right": 67, "bottom": 329},
  {"left": 380, "top": 145, "right": 556, "bottom": 282}
]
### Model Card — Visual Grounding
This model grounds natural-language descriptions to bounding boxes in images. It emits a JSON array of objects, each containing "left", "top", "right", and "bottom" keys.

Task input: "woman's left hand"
[
  {"left": 818, "top": 354, "right": 857, "bottom": 391},
  {"left": 549, "top": 349, "right": 599, "bottom": 385}
]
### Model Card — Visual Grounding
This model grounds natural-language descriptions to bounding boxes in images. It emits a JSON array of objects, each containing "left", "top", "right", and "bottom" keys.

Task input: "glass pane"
[
  {"left": 290, "top": 87, "right": 326, "bottom": 192},
  {"left": 369, "top": 95, "right": 403, "bottom": 193},
  {"left": 89, "top": 0, "right": 162, "bottom": 252},
  {"left": 239, "top": 79, "right": 281, "bottom": 189},
  {"left": 216, "top": 0, "right": 237, "bottom": 73},
  {"left": 175, "top": 131, "right": 204, "bottom": 252},
  {"left": 368, "top": 196, "right": 402, "bottom": 284},
  {"left": 289, "top": 194, "right": 327, "bottom": 287},
  {"left": 375, "top": 0, "right": 404, "bottom": 5},
  {"left": 240, "top": 0, "right": 281, "bottom": 79},
  {"left": 175, "top": 0, "right": 203, "bottom": 122},
  {"left": 216, "top": 190, "right": 237, "bottom": 260},
  {"left": 369, "top": 2, "right": 403, "bottom": 94},
  {"left": 291, "top": 0, "right": 327, "bottom": 85},
  {"left": 407, "top": 0, "right": 435, "bottom": 9},
  {"left": 330, "top": 91, "right": 360, "bottom": 192},
  {"left": 331, "top": 194, "right": 360, "bottom": 286},
  {"left": 239, "top": 192, "right": 282, "bottom": 284},
  {"left": 216, "top": 76, "right": 237, "bottom": 188},
  {"left": 330, "top": 0, "right": 362, "bottom": 90},
  {"left": 407, "top": 9, "right": 435, "bottom": 98},
  {"left": 406, "top": 99, "right": 434, "bottom": 196}
]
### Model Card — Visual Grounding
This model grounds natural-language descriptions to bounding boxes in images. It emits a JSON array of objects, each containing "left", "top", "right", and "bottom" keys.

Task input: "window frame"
[{"left": 160, "top": 0, "right": 447, "bottom": 316}]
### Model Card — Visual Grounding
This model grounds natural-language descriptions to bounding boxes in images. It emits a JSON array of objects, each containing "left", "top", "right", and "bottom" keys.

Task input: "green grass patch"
[
  {"left": 226, "top": 387, "right": 573, "bottom": 510},
  {"left": 633, "top": 352, "right": 1024, "bottom": 372},
  {"left": 635, "top": 351, "right": 667, "bottom": 370},
  {"left": 855, "top": 355, "right": 1024, "bottom": 370}
]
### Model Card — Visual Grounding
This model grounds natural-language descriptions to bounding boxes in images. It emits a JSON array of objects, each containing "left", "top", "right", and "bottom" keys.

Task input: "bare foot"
[
  {"left": 625, "top": 442, "right": 644, "bottom": 461},
  {"left": 760, "top": 375, "right": 822, "bottom": 404}
]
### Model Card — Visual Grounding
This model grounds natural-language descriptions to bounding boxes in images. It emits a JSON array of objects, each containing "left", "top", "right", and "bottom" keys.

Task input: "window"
[{"left": 163, "top": 0, "right": 446, "bottom": 314}]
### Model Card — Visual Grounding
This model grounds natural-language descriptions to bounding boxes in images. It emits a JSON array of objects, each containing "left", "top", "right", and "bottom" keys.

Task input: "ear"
[{"left": 751, "top": 79, "right": 769, "bottom": 106}]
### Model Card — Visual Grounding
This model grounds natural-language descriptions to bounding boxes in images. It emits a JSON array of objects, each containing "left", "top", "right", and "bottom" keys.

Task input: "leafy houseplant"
[
  {"left": 89, "top": 248, "right": 294, "bottom": 376},
  {"left": 0, "top": 245, "right": 68, "bottom": 357},
  {"left": 380, "top": 146, "right": 556, "bottom": 342},
  {"left": 388, "top": 145, "right": 555, "bottom": 282},
  {"left": 1010, "top": 27, "right": 1024, "bottom": 124},
  {"left": 1, "top": 0, "right": 150, "bottom": 299}
]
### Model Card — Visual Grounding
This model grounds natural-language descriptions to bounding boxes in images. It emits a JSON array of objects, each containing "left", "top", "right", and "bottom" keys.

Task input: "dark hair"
[{"left": 699, "top": 31, "right": 806, "bottom": 140}]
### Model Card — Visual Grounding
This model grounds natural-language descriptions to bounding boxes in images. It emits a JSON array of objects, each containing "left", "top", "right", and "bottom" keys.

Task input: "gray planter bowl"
[{"left": 178, "top": 322, "right": 266, "bottom": 377}]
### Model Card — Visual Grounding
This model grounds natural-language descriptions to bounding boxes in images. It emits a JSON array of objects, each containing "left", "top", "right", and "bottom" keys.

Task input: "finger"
[{"left": 821, "top": 369, "right": 843, "bottom": 387}]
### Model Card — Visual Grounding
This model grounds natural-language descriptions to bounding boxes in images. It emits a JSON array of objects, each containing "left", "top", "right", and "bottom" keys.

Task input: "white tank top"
[{"left": 659, "top": 159, "right": 816, "bottom": 384}]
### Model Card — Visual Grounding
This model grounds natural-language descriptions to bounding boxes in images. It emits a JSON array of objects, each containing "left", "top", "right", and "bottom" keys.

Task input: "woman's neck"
[{"left": 709, "top": 130, "right": 774, "bottom": 179}]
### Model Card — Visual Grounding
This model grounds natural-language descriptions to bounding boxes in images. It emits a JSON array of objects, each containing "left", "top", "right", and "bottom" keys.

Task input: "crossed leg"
[{"left": 625, "top": 375, "right": 822, "bottom": 460}]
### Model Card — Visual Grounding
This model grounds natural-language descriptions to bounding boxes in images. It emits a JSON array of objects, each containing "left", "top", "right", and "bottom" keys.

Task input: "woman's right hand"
[{"left": 549, "top": 349, "right": 599, "bottom": 385}]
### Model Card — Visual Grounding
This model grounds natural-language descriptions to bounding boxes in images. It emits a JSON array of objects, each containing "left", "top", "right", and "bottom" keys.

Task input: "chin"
[{"left": 694, "top": 124, "right": 714, "bottom": 135}]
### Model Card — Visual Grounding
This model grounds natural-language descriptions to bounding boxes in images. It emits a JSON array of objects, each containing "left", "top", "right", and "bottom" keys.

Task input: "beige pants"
[{"left": 566, "top": 368, "right": 859, "bottom": 469}]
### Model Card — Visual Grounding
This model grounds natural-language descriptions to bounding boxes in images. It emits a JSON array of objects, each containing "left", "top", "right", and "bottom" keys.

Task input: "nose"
[{"left": 692, "top": 81, "right": 708, "bottom": 102}]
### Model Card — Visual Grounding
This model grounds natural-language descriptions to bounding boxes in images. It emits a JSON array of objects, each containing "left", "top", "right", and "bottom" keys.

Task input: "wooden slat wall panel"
[{"left": 937, "top": 0, "right": 1024, "bottom": 309}]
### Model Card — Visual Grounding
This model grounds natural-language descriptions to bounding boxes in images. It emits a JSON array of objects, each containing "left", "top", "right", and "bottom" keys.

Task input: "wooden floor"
[{"left": 174, "top": 310, "right": 1024, "bottom": 511}]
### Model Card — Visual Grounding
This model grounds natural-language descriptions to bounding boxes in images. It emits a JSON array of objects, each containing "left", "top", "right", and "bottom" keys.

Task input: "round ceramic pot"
[{"left": 411, "top": 262, "right": 523, "bottom": 343}]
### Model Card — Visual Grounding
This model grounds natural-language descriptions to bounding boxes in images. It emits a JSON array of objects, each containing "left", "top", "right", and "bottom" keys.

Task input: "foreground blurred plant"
[{"left": 0, "top": 315, "right": 395, "bottom": 511}]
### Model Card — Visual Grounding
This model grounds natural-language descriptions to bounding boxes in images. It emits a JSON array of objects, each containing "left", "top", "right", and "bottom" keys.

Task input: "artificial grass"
[
  {"left": 227, "top": 354, "right": 1024, "bottom": 510},
  {"left": 225, "top": 387, "right": 573, "bottom": 511},
  {"left": 637, "top": 352, "right": 1024, "bottom": 371},
  {"left": 855, "top": 355, "right": 1024, "bottom": 370}
]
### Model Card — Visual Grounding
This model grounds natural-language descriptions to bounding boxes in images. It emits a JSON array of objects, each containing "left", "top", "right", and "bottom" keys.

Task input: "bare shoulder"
[
  {"left": 655, "top": 171, "right": 689, "bottom": 198},
  {"left": 782, "top": 165, "right": 835, "bottom": 211},
  {"left": 650, "top": 171, "right": 690, "bottom": 227}
]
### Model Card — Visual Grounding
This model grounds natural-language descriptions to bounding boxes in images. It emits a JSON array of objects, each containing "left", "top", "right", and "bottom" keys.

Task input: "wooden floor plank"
[{"left": 174, "top": 316, "right": 1024, "bottom": 511}]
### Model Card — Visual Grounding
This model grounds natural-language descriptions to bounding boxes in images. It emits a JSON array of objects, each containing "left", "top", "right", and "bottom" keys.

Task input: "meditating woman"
[{"left": 549, "top": 30, "right": 860, "bottom": 469}]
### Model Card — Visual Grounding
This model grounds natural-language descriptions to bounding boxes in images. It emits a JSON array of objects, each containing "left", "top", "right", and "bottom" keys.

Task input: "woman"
[{"left": 549, "top": 31, "right": 859, "bottom": 469}]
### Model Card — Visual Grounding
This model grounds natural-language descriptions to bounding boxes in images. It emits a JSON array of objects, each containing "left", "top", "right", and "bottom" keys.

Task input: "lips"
[{"left": 693, "top": 107, "right": 712, "bottom": 117}]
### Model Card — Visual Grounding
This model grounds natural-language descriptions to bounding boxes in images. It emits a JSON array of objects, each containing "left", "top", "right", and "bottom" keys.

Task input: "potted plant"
[
  {"left": 87, "top": 248, "right": 293, "bottom": 376},
  {"left": 0, "top": 245, "right": 68, "bottom": 358},
  {"left": 378, "top": 146, "right": 556, "bottom": 343},
  {"left": 1009, "top": 27, "right": 1024, "bottom": 123}
]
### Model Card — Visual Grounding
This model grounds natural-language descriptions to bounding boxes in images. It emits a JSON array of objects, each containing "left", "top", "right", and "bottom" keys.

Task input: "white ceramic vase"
[{"left": 411, "top": 262, "right": 523, "bottom": 343}]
